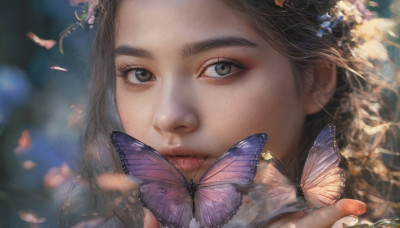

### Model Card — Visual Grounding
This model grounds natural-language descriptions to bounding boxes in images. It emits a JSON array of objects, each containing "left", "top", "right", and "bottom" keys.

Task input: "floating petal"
[
  {"left": 14, "top": 130, "right": 32, "bottom": 154},
  {"left": 50, "top": 66, "right": 68, "bottom": 72},
  {"left": 27, "top": 32, "right": 56, "bottom": 50},
  {"left": 18, "top": 210, "right": 46, "bottom": 223}
]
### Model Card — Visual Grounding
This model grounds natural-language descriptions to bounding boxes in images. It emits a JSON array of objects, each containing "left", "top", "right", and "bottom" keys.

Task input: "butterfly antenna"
[{"left": 192, "top": 155, "right": 209, "bottom": 181}]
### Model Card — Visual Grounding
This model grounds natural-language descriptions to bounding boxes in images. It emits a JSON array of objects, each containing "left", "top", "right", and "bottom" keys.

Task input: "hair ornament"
[
  {"left": 84, "top": 2, "right": 98, "bottom": 28},
  {"left": 316, "top": 13, "right": 343, "bottom": 38},
  {"left": 59, "top": 0, "right": 99, "bottom": 54},
  {"left": 275, "top": 0, "right": 285, "bottom": 8}
]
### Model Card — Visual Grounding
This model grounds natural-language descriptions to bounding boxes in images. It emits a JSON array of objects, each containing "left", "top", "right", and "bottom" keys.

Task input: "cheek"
[
  {"left": 203, "top": 70, "right": 305, "bottom": 160},
  {"left": 115, "top": 79, "right": 154, "bottom": 137},
  {"left": 249, "top": 90, "right": 304, "bottom": 160}
]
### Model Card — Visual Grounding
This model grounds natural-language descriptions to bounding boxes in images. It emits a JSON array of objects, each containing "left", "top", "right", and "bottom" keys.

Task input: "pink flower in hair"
[
  {"left": 85, "top": 2, "right": 98, "bottom": 26},
  {"left": 353, "top": 0, "right": 373, "bottom": 20}
]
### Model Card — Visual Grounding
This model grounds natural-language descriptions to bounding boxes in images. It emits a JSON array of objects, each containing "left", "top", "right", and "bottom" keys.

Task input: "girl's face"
[{"left": 114, "top": 0, "right": 313, "bottom": 179}]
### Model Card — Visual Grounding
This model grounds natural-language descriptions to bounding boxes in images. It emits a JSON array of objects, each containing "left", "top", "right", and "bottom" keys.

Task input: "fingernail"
[
  {"left": 357, "top": 203, "right": 366, "bottom": 215},
  {"left": 340, "top": 199, "right": 366, "bottom": 215},
  {"left": 351, "top": 201, "right": 366, "bottom": 215}
]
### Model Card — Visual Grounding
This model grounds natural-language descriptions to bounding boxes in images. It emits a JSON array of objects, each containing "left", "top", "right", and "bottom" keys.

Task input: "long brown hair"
[
  {"left": 224, "top": 0, "right": 400, "bottom": 219},
  {"left": 64, "top": 0, "right": 400, "bottom": 225}
]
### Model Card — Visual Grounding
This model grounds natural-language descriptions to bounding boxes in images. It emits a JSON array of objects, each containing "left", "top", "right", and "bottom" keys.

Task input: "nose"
[{"left": 152, "top": 82, "right": 199, "bottom": 135}]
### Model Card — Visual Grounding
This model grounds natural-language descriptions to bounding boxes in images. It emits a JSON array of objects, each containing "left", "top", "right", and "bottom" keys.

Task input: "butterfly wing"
[
  {"left": 195, "top": 133, "right": 267, "bottom": 227},
  {"left": 139, "top": 181, "right": 193, "bottom": 228},
  {"left": 300, "top": 124, "right": 345, "bottom": 207},
  {"left": 110, "top": 131, "right": 193, "bottom": 228},
  {"left": 250, "top": 159, "right": 306, "bottom": 226}
]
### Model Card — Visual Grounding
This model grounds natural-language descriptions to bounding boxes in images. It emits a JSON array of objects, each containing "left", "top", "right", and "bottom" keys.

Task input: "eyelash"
[
  {"left": 116, "top": 64, "right": 155, "bottom": 85},
  {"left": 200, "top": 58, "right": 246, "bottom": 79},
  {"left": 116, "top": 58, "right": 246, "bottom": 85}
]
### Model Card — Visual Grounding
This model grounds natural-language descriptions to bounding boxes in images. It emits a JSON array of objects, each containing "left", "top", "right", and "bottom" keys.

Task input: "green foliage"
[{"left": 346, "top": 219, "right": 400, "bottom": 228}]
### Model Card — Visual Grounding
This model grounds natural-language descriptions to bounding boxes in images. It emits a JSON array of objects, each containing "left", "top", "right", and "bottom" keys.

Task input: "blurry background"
[
  {"left": 0, "top": 0, "right": 91, "bottom": 227},
  {"left": 0, "top": 0, "right": 399, "bottom": 227}
]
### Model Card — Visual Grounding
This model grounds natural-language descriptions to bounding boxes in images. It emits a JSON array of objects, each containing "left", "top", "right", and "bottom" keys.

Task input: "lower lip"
[{"left": 165, "top": 156, "right": 207, "bottom": 173}]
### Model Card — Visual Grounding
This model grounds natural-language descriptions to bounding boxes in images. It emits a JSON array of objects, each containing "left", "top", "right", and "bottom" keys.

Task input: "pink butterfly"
[
  {"left": 249, "top": 124, "right": 345, "bottom": 226},
  {"left": 298, "top": 124, "right": 344, "bottom": 207}
]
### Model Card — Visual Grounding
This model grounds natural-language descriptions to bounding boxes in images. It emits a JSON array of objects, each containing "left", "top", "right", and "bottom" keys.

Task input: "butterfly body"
[
  {"left": 110, "top": 132, "right": 267, "bottom": 228},
  {"left": 187, "top": 179, "right": 197, "bottom": 198},
  {"left": 296, "top": 185, "right": 304, "bottom": 198}
]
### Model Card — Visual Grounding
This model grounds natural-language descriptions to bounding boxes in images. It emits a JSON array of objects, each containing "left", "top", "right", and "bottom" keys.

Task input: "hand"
[
  {"left": 267, "top": 199, "right": 366, "bottom": 228},
  {"left": 143, "top": 199, "right": 365, "bottom": 228},
  {"left": 143, "top": 208, "right": 160, "bottom": 228}
]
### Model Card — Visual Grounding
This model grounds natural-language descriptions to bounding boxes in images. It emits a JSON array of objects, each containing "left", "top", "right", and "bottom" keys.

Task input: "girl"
[{"left": 63, "top": 0, "right": 399, "bottom": 227}]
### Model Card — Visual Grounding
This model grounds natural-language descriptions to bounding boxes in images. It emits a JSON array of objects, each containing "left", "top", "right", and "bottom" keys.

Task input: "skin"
[
  {"left": 114, "top": 0, "right": 366, "bottom": 226},
  {"left": 115, "top": 0, "right": 306, "bottom": 177}
]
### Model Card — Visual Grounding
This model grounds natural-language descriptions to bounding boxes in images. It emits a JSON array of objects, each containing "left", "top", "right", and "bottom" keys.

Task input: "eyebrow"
[
  {"left": 181, "top": 36, "right": 258, "bottom": 56},
  {"left": 113, "top": 36, "right": 258, "bottom": 59},
  {"left": 114, "top": 45, "right": 153, "bottom": 59}
]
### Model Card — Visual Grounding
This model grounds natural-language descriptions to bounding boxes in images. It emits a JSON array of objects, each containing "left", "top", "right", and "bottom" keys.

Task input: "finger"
[
  {"left": 267, "top": 212, "right": 306, "bottom": 228},
  {"left": 143, "top": 208, "right": 159, "bottom": 228},
  {"left": 291, "top": 199, "right": 366, "bottom": 228},
  {"left": 335, "top": 199, "right": 366, "bottom": 215}
]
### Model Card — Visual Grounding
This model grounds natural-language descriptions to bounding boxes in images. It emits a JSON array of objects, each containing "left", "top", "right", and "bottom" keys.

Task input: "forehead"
[{"left": 115, "top": 0, "right": 262, "bottom": 47}]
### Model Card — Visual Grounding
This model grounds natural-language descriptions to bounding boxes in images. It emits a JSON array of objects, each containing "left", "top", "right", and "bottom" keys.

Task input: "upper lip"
[{"left": 158, "top": 146, "right": 206, "bottom": 157}]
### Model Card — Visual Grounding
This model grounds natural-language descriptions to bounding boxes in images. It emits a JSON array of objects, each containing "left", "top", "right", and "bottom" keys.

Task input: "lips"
[
  {"left": 165, "top": 155, "right": 208, "bottom": 173},
  {"left": 159, "top": 147, "right": 208, "bottom": 173}
]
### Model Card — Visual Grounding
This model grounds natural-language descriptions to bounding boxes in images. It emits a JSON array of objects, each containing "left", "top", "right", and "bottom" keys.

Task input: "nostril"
[{"left": 174, "top": 125, "right": 187, "bottom": 131}]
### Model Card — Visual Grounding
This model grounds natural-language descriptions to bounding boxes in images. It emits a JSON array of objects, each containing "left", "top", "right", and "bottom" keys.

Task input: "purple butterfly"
[
  {"left": 250, "top": 124, "right": 344, "bottom": 226},
  {"left": 110, "top": 132, "right": 267, "bottom": 228}
]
